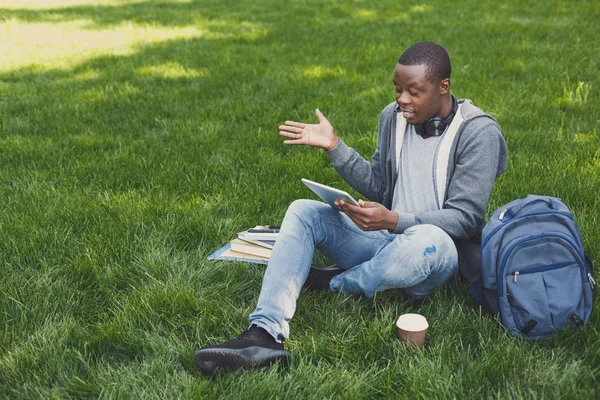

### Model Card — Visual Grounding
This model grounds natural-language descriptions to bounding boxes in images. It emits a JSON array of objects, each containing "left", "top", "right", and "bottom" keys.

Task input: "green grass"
[{"left": 0, "top": 0, "right": 599, "bottom": 398}]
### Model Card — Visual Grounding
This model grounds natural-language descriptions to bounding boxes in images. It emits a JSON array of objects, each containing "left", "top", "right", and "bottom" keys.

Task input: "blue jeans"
[{"left": 249, "top": 200, "right": 458, "bottom": 342}]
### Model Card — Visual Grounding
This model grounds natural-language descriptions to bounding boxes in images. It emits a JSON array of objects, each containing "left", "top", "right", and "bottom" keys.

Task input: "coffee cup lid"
[{"left": 396, "top": 313, "right": 429, "bottom": 332}]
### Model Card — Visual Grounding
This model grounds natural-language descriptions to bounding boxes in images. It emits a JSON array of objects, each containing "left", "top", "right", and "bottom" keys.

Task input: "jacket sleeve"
[
  {"left": 392, "top": 118, "right": 508, "bottom": 239},
  {"left": 325, "top": 107, "right": 391, "bottom": 203}
]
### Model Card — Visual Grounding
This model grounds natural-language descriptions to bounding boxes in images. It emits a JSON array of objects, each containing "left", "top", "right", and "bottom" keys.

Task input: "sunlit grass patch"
[
  {"left": 352, "top": 8, "right": 377, "bottom": 20},
  {"left": 0, "top": 0, "right": 193, "bottom": 9},
  {"left": 573, "top": 129, "right": 599, "bottom": 145},
  {"left": 409, "top": 4, "right": 432, "bottom": 13},
  {"left": 300, "top": 65, "right": 346, "bottom": 79},
  {"left": 56, "top": 69, "right": 101, "bottom": 83},
  {"left": 0, "top": 10, "right": 269, "bottom": 72},
  {"left": 0, "top": 20, "right": 206, "bottom": 71},
  {"left": 138, "top": 62, "right": 206, "bottom": 79},
  {"left": 558, "top": 79, "right": 592, "bottom": 108},
  {"left": 0, "top": 0, "right": 138, "bottom": 8}
]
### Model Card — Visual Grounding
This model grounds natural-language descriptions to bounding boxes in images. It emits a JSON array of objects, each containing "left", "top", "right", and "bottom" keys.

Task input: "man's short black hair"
[{"left": 398, "top": 42, "right": 451, "bottom": 84}]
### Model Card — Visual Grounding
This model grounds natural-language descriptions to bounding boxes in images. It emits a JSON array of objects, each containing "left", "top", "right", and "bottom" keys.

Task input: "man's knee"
[
  {"left": 286, "top": 199, "right": 329, "bottom": 221},
  {"left": 389, "top": 224, "right": 457, "bottom": 273},
  {"left": 376, "top": 224, "right": 457, "bottom": 295},
  {"left": 404, "top": 224, "right": 455, "bottom": 253}
]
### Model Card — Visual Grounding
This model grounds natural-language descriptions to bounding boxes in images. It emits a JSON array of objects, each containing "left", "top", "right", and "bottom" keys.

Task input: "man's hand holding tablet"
[{"left": 301, "top": 179, "right": 399, "bottom": 231}]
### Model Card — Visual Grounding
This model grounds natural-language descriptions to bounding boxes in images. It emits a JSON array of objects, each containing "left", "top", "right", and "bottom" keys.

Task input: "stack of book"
[{"left": 208, "top": 226, "right": 280, "bottom": 265}]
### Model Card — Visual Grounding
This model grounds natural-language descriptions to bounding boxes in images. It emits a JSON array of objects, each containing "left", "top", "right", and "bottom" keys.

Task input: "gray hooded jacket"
[{"left": 326, "top": 99, "right": 509, "bottom": 281}]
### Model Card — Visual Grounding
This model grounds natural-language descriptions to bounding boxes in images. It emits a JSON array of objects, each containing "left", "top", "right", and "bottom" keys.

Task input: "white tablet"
[{"left": 301, "top": 178, "right": 359, "bottom": 208}]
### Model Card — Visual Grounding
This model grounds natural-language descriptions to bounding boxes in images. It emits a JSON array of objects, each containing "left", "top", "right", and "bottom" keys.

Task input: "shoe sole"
[{"left": 194, "top": 346, "right": 291, "bottom": 376}]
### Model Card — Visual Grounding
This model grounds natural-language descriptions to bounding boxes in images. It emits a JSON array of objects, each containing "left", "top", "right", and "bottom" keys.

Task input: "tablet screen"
[{"left": 301, "top": 178, "right": 359, "bottom": 208}]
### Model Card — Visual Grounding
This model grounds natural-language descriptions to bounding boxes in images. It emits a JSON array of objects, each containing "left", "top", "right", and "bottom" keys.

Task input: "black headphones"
[{"left": 414, "top": 96, "right": 458, "bottom": 137}]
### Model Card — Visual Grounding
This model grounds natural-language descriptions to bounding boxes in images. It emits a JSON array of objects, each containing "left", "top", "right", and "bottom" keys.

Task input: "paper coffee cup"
[{"left": 396, "top": 313, "right": 429, "bottom": 347}]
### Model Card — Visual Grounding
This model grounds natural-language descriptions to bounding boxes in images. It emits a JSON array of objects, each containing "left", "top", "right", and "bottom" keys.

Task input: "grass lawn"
[{"left": 0, "top": 0, "right": 599, "bottom": 398}]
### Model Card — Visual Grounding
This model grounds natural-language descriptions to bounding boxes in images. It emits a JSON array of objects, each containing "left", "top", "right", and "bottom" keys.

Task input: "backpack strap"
[
  {"left": 585, "top": 254, "right": 594, "bottom": 273},
  {"left": 520, "top": 319, "right": 538, "bottom": 335},
  {"left": 569, "top": 313, "right": 584, "bottom": 328}
]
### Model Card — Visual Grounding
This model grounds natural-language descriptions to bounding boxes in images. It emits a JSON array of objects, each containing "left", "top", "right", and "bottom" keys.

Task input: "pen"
[{"left": 247, "top": 229, "right": 280, "bottom": 234}]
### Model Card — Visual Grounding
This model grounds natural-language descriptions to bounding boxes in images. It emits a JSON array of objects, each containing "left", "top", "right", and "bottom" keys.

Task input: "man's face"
[{"left": 393, "top": 63, "right": 445, "bottom": 125}]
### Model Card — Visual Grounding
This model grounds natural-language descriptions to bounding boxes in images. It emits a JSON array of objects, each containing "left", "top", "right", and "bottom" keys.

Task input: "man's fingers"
[
  {"left": 279, "top": 133, "right": 294, "bottom": 139},
  {"left": 339, "top": 202, "right": 364, "bottom": 217},
  {"left": 283, "top": 139, "right": 304, "bottom": 145},
  {"left": 284, "top": 121, "right": 306, "bottom": 128},
  {"left": 279, "top": 125, "right": 302, "bottom": 133},
  {"left": 359, "top": 200, "right": 378, "bottom": 208},
  {"left": 344, "top": 202, "right": 366, "bottom": 213},
  {"left": 279, "top": 130, "right": 303, "bottom": 139},
  {"left": 315, "top": 108, "right": 327, "bottom": 123}
]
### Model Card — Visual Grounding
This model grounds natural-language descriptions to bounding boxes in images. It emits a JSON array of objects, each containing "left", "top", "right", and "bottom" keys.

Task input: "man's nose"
[{"left": 396, "top": 91, "right": 410, "bottom": 106}]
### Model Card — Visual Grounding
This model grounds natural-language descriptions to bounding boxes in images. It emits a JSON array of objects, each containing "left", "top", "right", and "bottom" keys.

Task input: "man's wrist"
[
  {"left": 387, "top": 211, "right": 399, "bottom": 231},
  {"left": 325, "top": 136, "right": 340, "bottom": 151}
]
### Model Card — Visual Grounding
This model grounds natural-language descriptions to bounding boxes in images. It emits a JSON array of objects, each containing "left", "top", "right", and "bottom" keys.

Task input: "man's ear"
[{"left": 438, "top": 78, "right": 450, "bottom": 95}]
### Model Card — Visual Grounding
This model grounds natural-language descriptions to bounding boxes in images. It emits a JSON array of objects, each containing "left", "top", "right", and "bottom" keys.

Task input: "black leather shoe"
[
  {"left": 303, "top": 264, "right": 344, "bottom": 291},
  {"left": 194, "top": 325, "right": 291, "bottom": 376}
]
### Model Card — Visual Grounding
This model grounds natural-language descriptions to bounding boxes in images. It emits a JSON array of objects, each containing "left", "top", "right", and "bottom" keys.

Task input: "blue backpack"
[{"left": 471, "top": 195, "right": 595, "bottom": 340}]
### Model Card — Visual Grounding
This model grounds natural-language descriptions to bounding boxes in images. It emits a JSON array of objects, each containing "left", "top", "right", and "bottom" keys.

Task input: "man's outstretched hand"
[
  {"left": 279, "top": 109, "right": 340, "bottom": 151},
  {"left": 335, "top": 199, "right": 399, "bottom": 232}
]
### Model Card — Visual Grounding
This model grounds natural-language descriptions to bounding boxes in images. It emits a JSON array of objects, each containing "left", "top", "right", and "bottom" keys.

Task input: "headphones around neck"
[{"left": 414, "top": 96, "right": 459, "bottom": 137}]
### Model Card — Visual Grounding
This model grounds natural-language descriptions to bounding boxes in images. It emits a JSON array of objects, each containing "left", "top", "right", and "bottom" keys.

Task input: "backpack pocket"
[
  {"left": 505, "top": 262, "right": 584, "bottom": 338},
  {"left": 498, "top": 233, "right": 586, "bottom": 339}
]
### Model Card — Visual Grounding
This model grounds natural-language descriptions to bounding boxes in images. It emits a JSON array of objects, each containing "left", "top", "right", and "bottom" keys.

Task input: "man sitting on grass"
[{"left": 195, "top": 41, "right": 508, "bottom": 376}]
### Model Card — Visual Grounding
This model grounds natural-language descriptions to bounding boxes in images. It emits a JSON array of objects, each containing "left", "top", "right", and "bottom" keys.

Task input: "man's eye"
[{"left": 409, "top": 91, "right": 419, "bottom": 96}]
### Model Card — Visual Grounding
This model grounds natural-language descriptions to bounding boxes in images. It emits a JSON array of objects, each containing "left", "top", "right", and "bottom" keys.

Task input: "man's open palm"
[{"left": 279, "top": 109, "right": 339, "bottom": 151}]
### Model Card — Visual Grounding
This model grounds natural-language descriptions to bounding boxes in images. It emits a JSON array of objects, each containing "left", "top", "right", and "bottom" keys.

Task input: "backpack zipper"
[
  {"left": 497, "top": 198, "right": 561, "bottom": 222},
  {"left": 512, "top": 262, "right": 574, "bottom": 283},
  {"left": 589, "top": 273, "right": 597, "bottom": 288},
  {"left": 498, "top": 233, "right": 585, "bottom": 296},
  {"left": 499, "top": 209, "right": 507, "bottom": 220},
  {"left": 481, "top": 210, "right": 574, "bottom": 251}
]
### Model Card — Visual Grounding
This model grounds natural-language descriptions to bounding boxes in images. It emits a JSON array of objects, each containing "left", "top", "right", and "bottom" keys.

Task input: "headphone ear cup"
[{"left": 425, "top": 117, "right": 445, "bottom": 136}]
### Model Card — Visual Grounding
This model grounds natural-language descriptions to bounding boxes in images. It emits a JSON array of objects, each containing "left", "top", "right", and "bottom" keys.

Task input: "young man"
[{"left": 195, "top": 42, "right": 508, "bottom": 375}]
